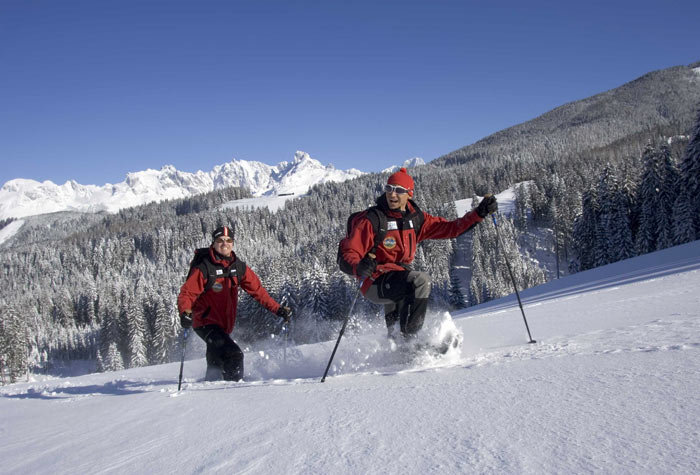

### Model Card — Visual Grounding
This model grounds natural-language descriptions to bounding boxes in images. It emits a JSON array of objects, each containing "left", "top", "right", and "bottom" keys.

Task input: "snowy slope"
[
  {"left": 0, "top": 219, "right": 24, "bottom": 246},
  {"left": 218, "top": 194, "right": 299, "bottom": 213},
  {"left": 454, "top": 186, "right": 518, "bottom": 217},
  {"left": 0, "top": 151, "right": 364, "bottom": 219},
  {"left": 1, "top": 241, "right": 699, "bottom": 473}
]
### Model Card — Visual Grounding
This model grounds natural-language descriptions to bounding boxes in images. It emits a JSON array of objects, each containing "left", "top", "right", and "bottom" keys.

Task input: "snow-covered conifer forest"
[{"left": 1, "top": 62, "right": 699, "bottom": 383}]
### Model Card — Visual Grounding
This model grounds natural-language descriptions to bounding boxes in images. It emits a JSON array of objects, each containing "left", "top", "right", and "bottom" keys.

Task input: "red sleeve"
[
  {"left": 239, "top": 267, "right": 280, "bottom": 314},
  {"left": 340, "top": 217, "right": 375, "bottom": 274},
  {"left": 177, "top": 269, "right": 205, "bottom": 313},
  {"left": 417, "top": 210, "right": 483, "bottom": 242}
]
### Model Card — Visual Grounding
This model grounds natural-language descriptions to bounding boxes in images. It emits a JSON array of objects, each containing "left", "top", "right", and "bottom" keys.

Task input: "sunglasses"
[
  {"left": 215, "top": 237, "right": 233, "bottom": 244},
  {"left": 384, "top": 184, "right": 410, "bottom": 195}
]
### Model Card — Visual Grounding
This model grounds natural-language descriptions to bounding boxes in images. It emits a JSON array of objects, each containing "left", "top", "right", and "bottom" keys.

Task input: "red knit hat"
[{"left": 387, "top": 167, "right": 414, "bottom": 196}]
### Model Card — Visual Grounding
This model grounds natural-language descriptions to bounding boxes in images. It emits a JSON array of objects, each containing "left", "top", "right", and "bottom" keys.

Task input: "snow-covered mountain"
[
  {"left": 2, "top": 240, "right": 698, "bottom": 473},
  {"left": 382, "top": 157, "right": 425, "bottom": 173},
  {"left": 0, "top": 151, "right": 364, "bottom": 219}
]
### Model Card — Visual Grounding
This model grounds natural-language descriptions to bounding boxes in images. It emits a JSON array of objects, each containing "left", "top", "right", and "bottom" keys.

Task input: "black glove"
[
  {"left": 180, "top": 311, "right": 193, "bottom": 329},
  {"left": 476, "top": 194, "right": 498, "bottom": 218},
  {"left": 276, "top": 306, "right": 292, "bottom": 323},
  {"left": 356, "top": 255, "right": 377, "bottom": 278}
]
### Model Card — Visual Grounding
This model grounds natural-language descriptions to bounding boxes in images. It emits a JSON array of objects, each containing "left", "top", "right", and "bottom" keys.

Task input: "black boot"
[{"left": 221, "top": 345, "right": 245, "bottom": 381}]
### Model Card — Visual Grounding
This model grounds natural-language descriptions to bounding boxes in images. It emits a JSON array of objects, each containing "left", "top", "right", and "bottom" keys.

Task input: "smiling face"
[
  {"left": 213, "top": 237, "right": 233, "bottom": 257},
  {"left": 384, "top": 184, "right": 410, "bottom": 211}
]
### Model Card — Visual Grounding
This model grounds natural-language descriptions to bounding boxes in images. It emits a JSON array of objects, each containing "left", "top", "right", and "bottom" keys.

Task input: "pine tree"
[
  {"left": 635, "top": 143, "right": 663, "bottom": 254},
  {"left": 571, "top": 189, "right": 599, "bottom": 271},
  {"left": 594, "top": 167, "right": 615, "bottom": 266},
  {"left": 672, "top": 187, "right": 696, "bottom": 245},
  {"left": 97, "top": 293, "right": 120, "bottom": 371},
  {"left": 655, "top": 144, "right": 679, "bottom": 250},
  {"left": 151, "top": 297, "right": 176, "bottom": 365},
  {"left": 598, "top": 166, "right": 635, "bottom": 263},
  {"left": 513, "top": 182, "right": 530, "bottom": 231},
  {"left": 103, "top": 342, "right": 125, "bottom": 372},
  {"left": 448, "top": 273, "right": 467, "bottom": 310},
  {"left": 0, "top": 306, "right": 28, "bottom": 383},
  {"left": 678, "top": 108, "right": 700, "bottom": 239},
  {"left": 609, "top": 187, "right": 635, "bottom": 262},
  {"left": 126, "top": 293, "right": 148, "bottom": 368}
]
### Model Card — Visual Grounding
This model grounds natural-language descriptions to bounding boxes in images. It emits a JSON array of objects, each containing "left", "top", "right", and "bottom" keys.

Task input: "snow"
[
  {"left": 2, "top": 240, "right": 699, "bottom": 473},
  {"left": 218, "top": 194, "right": 301, "bottom": 212},
  {"left": 0, "top": 151, "right": 364, "bottom": 220},
  {"left": 0, "top": 219, "right": 24, "bottom": 246},
  {"left": 454, "top": 186, "right": 517, "bottom": 216},
  {"left": 382, "top": 157, "right": 426, "bottom": 173},
  {"left": 693, "top": 66, "right": 700, "bottom": 75}
]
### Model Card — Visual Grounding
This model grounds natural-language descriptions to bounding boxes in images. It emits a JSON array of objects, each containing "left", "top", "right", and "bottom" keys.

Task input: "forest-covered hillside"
[{"left": 434, "top": 63, "right": 700, "bottom": 168}]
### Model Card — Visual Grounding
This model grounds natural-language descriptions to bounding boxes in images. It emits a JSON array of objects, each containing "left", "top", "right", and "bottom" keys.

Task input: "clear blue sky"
[{"left": 1, "top": 0, "right": 699, "bottom": 186}]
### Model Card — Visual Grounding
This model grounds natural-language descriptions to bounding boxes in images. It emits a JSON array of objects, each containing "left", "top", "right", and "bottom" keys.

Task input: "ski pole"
[
  {"left": 491, "top": 214, "right": 536, "bottom": 344},
  {"left": 177, "top": 328, "right": 190, "bottom": 391},
  {"left": 321, "top": 283, "right": 364, "bottom": 382},
  {"left": 279, "top": 297, "right": 290, "bottom": 365},
  {"left": 282, "top": 322, "right": 289, "bottom": 365}
]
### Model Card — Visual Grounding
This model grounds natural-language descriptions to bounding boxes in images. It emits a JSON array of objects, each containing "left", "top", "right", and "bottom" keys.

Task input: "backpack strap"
[
  {"left": 194, "top": 255, "right": 219, "bottom": 293},
  {"left": 406, "top": 200, "right": 424, "bottom": 237},
  {"left": 229, "top": 258, "right": 248, "bottom": 286},
  {"left": 365, "top": 206, "right": 387, "bottom": 255}
]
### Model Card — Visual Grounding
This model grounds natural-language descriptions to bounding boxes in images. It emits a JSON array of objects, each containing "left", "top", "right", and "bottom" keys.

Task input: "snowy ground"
[
  {"left": 2, "top": 241, "right": 699, "bottom": 474},
  {"left": 0, "top": 219, "right": 24, "bottom": 247},
  {"left": 218, "top": 194, "right": 300, "bottom": 213},
  {"left": 454, "top": 187, "right": 517, "bottom": 217}
]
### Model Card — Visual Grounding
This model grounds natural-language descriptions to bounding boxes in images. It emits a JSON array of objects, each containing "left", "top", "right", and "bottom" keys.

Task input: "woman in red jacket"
[
  {"left": 178, "top": 226, "right": 291, "bottom": 381},
  {"left": 340, "top": 168, "right": 497, "bottom": 339}
]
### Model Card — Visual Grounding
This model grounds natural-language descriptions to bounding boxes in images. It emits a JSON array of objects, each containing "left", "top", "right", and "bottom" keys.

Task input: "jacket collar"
[{"left": 209, "top": 246, "right": 237, "bottom": 266}]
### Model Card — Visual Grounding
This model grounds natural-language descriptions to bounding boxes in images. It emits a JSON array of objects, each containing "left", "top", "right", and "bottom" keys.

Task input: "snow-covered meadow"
[{"left": 1, "top": 240, "right": 699, "bottom": 474}]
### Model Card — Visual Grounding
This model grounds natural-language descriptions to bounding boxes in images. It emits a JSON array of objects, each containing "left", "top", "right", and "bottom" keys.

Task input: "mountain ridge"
[
  {"left": 434, "top": 62, "right": 700, "bottom": 167},
  {"left": 0, "top": 151, "right": 364, "bottom": 219}
]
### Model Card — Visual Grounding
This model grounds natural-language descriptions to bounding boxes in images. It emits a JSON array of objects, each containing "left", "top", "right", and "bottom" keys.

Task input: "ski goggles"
[
  {"left": 384, "top": 184, "right": 411, "bottom": 195},
  {"left": 214, "top": 237, "right": 233, "bottom": 244}
]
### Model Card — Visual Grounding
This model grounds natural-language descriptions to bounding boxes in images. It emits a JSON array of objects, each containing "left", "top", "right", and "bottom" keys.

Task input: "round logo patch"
[
  {"left": 211, "top": 282, "right": 224, "bottom": 292},
  {"left": 383, "top": 237, "right": 397, "bottom": 249}
]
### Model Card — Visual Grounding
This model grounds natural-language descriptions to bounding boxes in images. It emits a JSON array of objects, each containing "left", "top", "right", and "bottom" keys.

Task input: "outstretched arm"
[
  {"left": 238, "top": 267, "right": 281, "bottom": 314},
  {"left": 418, "top": 210, "right": 483, "bottom": 241},
  {"left": 418, "top": 195, "right": 498, "bottom": 242}
]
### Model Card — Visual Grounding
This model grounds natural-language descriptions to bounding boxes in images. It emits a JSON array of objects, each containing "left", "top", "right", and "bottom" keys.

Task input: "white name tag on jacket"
[{"left": 387, "top": 221, "right": 398, "bottom": 230}]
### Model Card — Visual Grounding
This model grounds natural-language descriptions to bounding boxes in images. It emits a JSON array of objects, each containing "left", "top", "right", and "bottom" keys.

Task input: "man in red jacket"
[
  {"left": 178, "top": 226, "right": 291, "bottom": 381},
  {"left": 340, "top": 167, "right": 497, "bottom": 339}
]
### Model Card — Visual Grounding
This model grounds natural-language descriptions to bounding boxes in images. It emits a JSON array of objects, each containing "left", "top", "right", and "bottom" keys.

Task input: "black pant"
[
  {"left": 370, "top": 271, "right": 430, "bottom": 335},
  {"left": 194, "top": 325, "right": 244, "bottom": 381}
]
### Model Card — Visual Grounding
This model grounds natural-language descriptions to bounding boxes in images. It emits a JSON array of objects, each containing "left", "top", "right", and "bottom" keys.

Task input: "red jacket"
[
  {"left": 177, "top": 248, "right": 280, "bottom": 334},
  {"left": 341, "top": 196, "right": 483, "bottom": 293}
]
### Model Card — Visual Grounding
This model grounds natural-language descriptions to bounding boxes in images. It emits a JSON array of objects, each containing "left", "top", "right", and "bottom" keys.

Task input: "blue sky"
[{"left": 1, "top": 0, "right": 699, "bottom": 186}]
